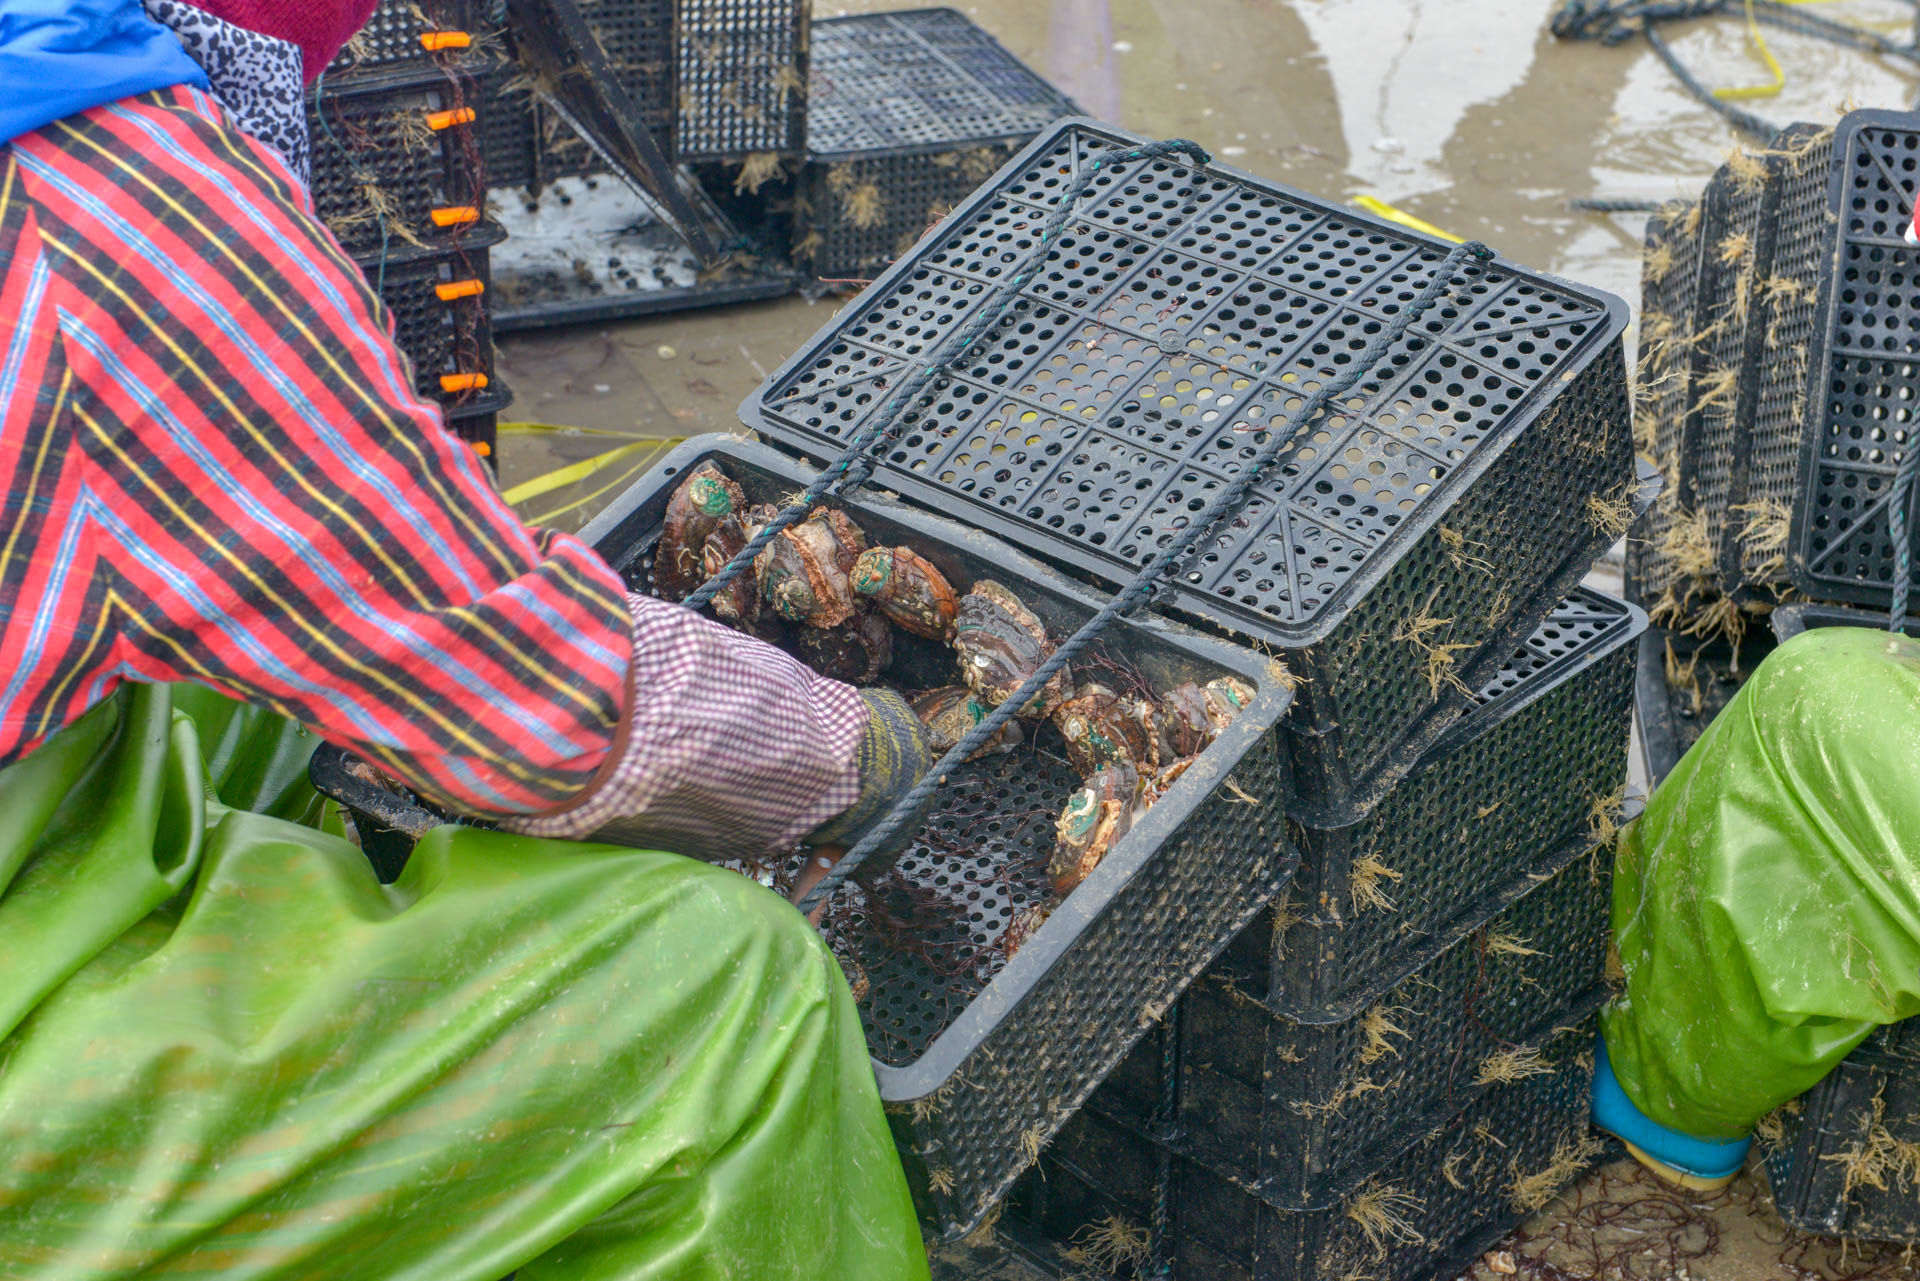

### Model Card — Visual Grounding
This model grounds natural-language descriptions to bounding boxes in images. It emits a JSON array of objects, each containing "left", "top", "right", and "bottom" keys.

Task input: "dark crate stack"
[
  {"left": 798, "top": 9, "right": 1080, "bottom": 281},
  {"left": 1758, "top": 604, "right": 1920, "bottom": 1246},
  {"left": 309, "top": 0, "right": 511, "bottom": 457}
]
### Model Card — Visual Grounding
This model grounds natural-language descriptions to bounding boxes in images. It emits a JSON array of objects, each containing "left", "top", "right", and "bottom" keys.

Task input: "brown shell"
[
  {"left": 951, "top": 581, "right": 1069, "bottom": 717},
  {"left": 1048, "top": 763, "right": 1139, "bottom": 897},
  {"left": 1155, "top": 682, "right": 1215, "bottom": 760},
  {"left": 656, "top": 462, "right": 745, "bottom": 601},
  {"left": 1203, "top": 677, "right": 1255, "bottom": 731},
  {"left": 755, "top": 508, "right": 869, "bottom": 628},
  {"left": 910, "top": 686, "right": 1022, "bottom": 760},
  {"left": 1139, "top": 754, "right": 1198, "bottom": 809},
  {"left": 852, "top": 546, "right": 960, "bottom": 639},
  {"left": 794, "top": 610, "right": 892, "bottom": 685},
  {"left": 1052, "top": 682, "right": 1158, "bottom": 776}
]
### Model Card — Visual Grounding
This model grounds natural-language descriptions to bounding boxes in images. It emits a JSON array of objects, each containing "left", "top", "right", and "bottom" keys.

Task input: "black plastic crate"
[
  {"left": 309, "top": 70, "right": 488, "bottom": 256},
  {"left": 1012, "top": 1019, "right": 1602, "bottom": 1281},
  {"left": 1625, "top": 200, "right": 1706, "bottom": 617},
  {"left": 798, "top": 9, "right": 1079, "bottom": 280},
  {"left": 358, "top": 223, "right": 504, "bottom": 404},
  {"left": 445, "top": 381, "right": 512, "bottom": 459},
  {"left": 1789, "top": 109, "right": 1920, "bottom": 612},
  {"left": 324, "top": 0, "right": 484, "bottom": 81},
  {"left": 1096, "top": 845, "right": 1612, "bottom": 1209},
  {"left": 579, "top": 436, "right": 1299, "bottom": 1237},
  {"left": 1765, "top": 1036, "right": 1920, "bottom": 1244},
  {"left": 1634, "top": 623, "right": 1776, "bottom": 788},
  {"left": 744, "top": 119, "right": 1637, "bottom": 823},
  {"left": 676, "top": 0, "right": 810, "bottom": 162},
  {"left": 530, "top": 0, "right": 677, "bottom": 176},
  {"left": 1215, "top": 587, "right": 1641, "bottom": 1024}
]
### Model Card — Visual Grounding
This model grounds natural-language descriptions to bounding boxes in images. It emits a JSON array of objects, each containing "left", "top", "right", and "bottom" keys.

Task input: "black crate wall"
[
  {"left": 677, "top": 0, "right": 812, "bottom": 162},
  {"left": 797, "top": 8, "right": 1080, "bottom": 280}
]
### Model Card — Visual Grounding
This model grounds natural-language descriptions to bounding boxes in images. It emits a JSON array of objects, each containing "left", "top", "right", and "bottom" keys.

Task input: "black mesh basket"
[
  {"left": 1094, "top": 845, "right": 1612, "bottom": 1210},
  {"left": 584, "top": 436, "right": 1300, "bottom": 1237},
  {"left": 1788, "top": 109, "right": 1920, "bottom": 612},
  {"left": 798, "top": 9, "right": 1079, "bottom": 281},
  {"left": 308, "top": 70, "right": 489, "bottom": 256},
  {"left": 1634, "top": 623, "right": 1776, "bottom": 788},
  {"left": 1011, "top": 1017, "right": 1603, "bottom": 1281},
  {"left": 356, "top": 223, "right": 505, "bottom": 404},
  {"left": 743, "top": 118, "right": 1637, "bottom": 824},
  {"left": 676, "top": 0, "right": 810, "bottom": 162},
  {"left": 1625, "top": 199, "right": 1705, "bottom": 614},
  {"left": 323, "top": 0, "right": 484, "bottom": 81},
  {"left": 529, "top": 0, "right": 677, "bottom": 176},
  {"left": 1219, "top": 587, "right": 1641, "bottom": 1024},
  {"left": 445, "top": 381, "right": 513, "bottom": 458}
]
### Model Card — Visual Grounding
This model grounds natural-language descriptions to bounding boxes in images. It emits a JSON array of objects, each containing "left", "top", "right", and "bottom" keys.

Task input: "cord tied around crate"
[
  {"left": 792, "top": 236, "right": 1496, "bottom": 916},
  {"left": 679, "top": 136, "right": 1215, "bottom": 614},
  {"left": 1890, "top": 432, "right": 1920, "bottom": 629}
]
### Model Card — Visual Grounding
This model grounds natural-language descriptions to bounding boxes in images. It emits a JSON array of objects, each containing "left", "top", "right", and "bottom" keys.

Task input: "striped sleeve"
[{"left": 8, "top": 87, "right": 633, "bottom": 816}]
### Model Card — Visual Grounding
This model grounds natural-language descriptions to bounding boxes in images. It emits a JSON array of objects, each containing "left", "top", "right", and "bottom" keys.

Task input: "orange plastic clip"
[
  {"left": 430, "top": 206, "right": 480, "bottom": 228},
  {"left": 419, "top": 31, "right": 472, "bottom": 52},
  {"left": 426, "top": 107, "right": 476, "bottom": 131},
  {"left": 435, "top": 278, "right": 486, "bottom": 302},
  {"left": 441, "top": 373, "right": 490, "bottom": 394},
  {"left": 473, "top": 440, "right": 492, "bottom": 458}
]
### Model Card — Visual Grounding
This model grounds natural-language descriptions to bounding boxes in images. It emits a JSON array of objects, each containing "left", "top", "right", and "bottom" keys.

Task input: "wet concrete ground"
[{"left": 493, "top": 3, "right": 1920, "bottom": 1275}]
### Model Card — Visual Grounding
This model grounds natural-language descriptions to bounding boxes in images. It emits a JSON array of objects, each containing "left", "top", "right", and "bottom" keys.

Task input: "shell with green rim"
[
  {"left": 657, "top": 461, "right": 745, "bottom": 600},
  {"left": 1052, "top": 682, "right": 1158, "bottom": 776},
  {"left": 754, "top": 508, "right": 869, "bottom": 629},
  {"left": 1049, "top": 763, "right": 1140, "bottom": 897},
  {"left": 909, "top": 686, "right": 1022, "bottom": 760},
  {"left": 852, "top": 546, "right": 959, "bottom": 639},
  {"left": 951, "top": 581, "right": 1069, "bottom": 718}
]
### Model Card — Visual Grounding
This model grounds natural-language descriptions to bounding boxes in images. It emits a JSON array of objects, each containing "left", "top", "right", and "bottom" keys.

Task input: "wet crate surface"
[
  {"left": 748, "top": 119, "right": 1635, "bottom": 816},
  {"left": 308, "top": 71, "right": 486, "bottom": 256},
  {"left": 676, "top": 0, "right": 810, "bottom": 161},
  {"left": 577, "top": 436, "right": 1298, "bottom": 1238},
  {"left": 1233, "top": 588, "right": 1641, "bottom": 1022},
  {"left": 1766, "top": 1036, "right": 1920, "bottom": 1243},
  {"left": 1791, "top": 110, "right": 1920, "bottom": 611},
  {"left": 1096, "top": 846, "right": 1612, "bottom": 1209},
  {"left": 360, "top": 223, "right": 505, "bottom": 402},
  {"left": 1635, "top": 624, "right": 1776, "bottom": 787},
  {"left": 1625, "top": 200, "right": 1705, "bottom": 613},
  {"left": 1014, "top": 1019, "right": 1602, "bottom": 1281},
  {"left": 800, "top": 9, "right": 1079, "bottom": 279}
]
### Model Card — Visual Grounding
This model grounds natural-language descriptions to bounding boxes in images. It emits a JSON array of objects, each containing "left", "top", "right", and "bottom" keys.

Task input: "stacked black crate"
[
  {"left": 310, "top": 0, "right": 510, "bottom": 461},
  {"left": 795, "top": 9, "right": 1079, "bottom": 282}
]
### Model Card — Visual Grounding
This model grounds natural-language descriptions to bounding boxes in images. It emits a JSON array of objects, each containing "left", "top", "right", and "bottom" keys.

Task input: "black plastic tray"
[
  {"left": 1228, "top": 587, "right": 1641, "bottom": 1023},
  {"left": 355, "top": 223, "right": 505, "bottom": 404},
  {"left": 1634, "top": 623, "right": 1776, "bottom": 788},
  {"left": 1789, "top": 109, "right": 1920, "bottom": 611},
  {"left": 1625, "top": 198, "right": 1705, "bottom": 617},
  {"left": 582, "top": 436, "right": 1299, "bottom": 1238},
  {"left": 1012, "top": 1016, "right": 1603, "bottom": 1281},
  {"left": 308, "top": 68, "right": 488, "bottom": 257},
  {"left": 799, "top": 9, "right": 1080, "bottom": 280},
  {"left": 745, "top": 118, "right": 1637, "bottom": 819},
  {"left": 676, "top": 0, "right": 810, "bottom": 161},
  {"left": 445, "top": 381, "right": 513, "bottom": 458},
  {"left": 323, "top": 0, "right": 483, "bottom": 81},
  {"left": 1095, "top": 842, "right": 1613, "bottom": 1209}
]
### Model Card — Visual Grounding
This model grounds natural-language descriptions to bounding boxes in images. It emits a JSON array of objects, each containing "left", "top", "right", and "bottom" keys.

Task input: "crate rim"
[
  {"left": 738, "top": 115, "right": 1634, "bottom": 651},
  {"left": 350, "top": 219, "right": 509, "bottom": 271},
  {"left": 805, "top": 6, "right": 1083, "bottom": 165},
  {"left": 578, "top": 433, "right": 1302, "bottom": 1104},
  {"left": 1771, "top": 601, "right": 1920, "bottom": 642},
  {"left": 1789, "top": 108, "right": 1920, "bottom": 608}
]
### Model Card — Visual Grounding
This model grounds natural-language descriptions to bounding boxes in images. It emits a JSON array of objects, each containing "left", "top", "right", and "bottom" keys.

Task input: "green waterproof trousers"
[
  {"left": 0, "top": 685, "right": 928, "bottom": 1280},
  {"left": 1603, "top": 625, "right": 1920, "bottom": 1139}
]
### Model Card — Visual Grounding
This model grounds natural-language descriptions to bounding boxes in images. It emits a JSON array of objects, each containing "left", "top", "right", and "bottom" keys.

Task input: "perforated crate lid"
[
  {"left": 742, "top": 118, "right": 1630, "bottom": 649},
  {"left": 1792, "top": 109, "right": 1920, "bottom": 608},
  {"left": 1458, "top": 584, "right": 1643, "bottom": 725},
  {"left": 808, "top": 8, "right": 1081, "bottom": 161}
]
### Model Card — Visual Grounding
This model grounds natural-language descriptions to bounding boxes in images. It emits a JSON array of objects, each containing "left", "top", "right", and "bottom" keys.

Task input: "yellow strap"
[
  {"left": 1714, "top": 0, "right": 1786, "bottom": 101},
  {"left": 526, "top": 449, "right": 672, "bottom": 525},
  {"left": 499, "top": 440, "right": 668, "bottom": 507},
  {"left": 497, "top": 420, "right": 677, "bottom": 440},
  {"left": 1353, "top": 195, "right": 1462, "bottom": 244}
]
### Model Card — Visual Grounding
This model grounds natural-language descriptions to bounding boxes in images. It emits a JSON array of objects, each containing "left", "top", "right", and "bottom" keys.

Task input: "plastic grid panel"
[
  {"left": 1015, "top": 1023, "right": 1600, "bottom": 1281},
  {"left": 1097, "top": 850, "right": 1611, "bottom": 1208},
  {"left": 580, "top": 437, "right": 1296, "bottom": 1239},
  {"left": 308, "top": 74, "right": 484, "bottom": 255},
  {"left": 1231, "top": 589, "right": 1640, "bottom": 1022},
  {"left": 1791, "top": 112, "right": 1920, "bottom": 608},
  {"left": 324, "top": 0, "right": 479, "bottom": 80},
  {"left": 362, "top": 234, "right": 502, "bottom": 402},
  {"left": 1625, "top": 202, "right": 1706, "bottom": 610},
  {"left": 536, "top": 0, "right": 677, "bottom": 176},
  {"left": 1766, "top": 1044, "right": 1920, "bottom": 1243},
  {"left": 676, "top": 0, "right": 810, "bottom": 161},
  {"left": 752, "top": 122, "right": 1634, "bottom": 814},
  {"left": 1728, "top": 127, "right": 1836, "bottom": 596}
]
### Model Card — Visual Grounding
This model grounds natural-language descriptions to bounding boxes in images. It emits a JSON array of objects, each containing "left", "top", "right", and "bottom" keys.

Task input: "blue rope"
[
  {"left": 1890, "top": 434, "right": 1920, "bottom": 630},
  {"left": 794, "top": 237, "right": 1495, "bottom": 915},
  {"left": 680, "top": 137, "right": 1214, "bottom": 614}
]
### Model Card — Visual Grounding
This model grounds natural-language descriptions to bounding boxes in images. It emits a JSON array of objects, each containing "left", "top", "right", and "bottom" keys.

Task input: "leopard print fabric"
[{"left": 143, "top": 0, "right": 310, "bottom": 185}]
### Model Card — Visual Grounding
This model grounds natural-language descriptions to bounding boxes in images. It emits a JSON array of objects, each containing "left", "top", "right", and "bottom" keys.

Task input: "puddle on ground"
[{"left": 494, "top": 0, "right": 1920, "bottom": 532}]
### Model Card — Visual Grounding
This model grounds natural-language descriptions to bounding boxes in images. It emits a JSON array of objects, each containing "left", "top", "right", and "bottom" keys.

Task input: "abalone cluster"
[{"left": 658, "top": 462, "right": 1253, "bottom": 910}]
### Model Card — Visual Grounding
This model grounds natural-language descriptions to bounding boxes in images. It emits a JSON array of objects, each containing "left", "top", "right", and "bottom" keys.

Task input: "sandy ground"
[{"left": 491, "top": 3, "right": 1920, "bottom": 1274}]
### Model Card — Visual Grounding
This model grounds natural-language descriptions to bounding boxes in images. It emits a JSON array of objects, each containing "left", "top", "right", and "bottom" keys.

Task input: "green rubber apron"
[
  {"left": 1604, "top": 626, "right": 1920, "bottom": 1138},
  {"left": 0, "top": 684, "right": 926, "bottom": 1281}
]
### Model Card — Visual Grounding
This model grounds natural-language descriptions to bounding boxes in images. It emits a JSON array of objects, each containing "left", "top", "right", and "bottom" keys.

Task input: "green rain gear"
[
  {"left": 0, "top": 684, "right": 927, "bottom": 1280},
  {"left": 1603, "top": 625, "right": 1920, "bottom": 1139}
]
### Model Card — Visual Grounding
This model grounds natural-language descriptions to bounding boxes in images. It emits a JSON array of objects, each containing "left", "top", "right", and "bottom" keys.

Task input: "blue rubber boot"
[{"left": 1592, "top": 1033, "right": 1750, "bottom": 1191}]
